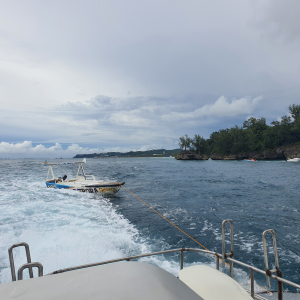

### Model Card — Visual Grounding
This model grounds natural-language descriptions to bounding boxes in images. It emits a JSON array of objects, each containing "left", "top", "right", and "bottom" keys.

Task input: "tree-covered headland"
[{"left": 179, "top": 104, "right": 300, "bottom": 156}]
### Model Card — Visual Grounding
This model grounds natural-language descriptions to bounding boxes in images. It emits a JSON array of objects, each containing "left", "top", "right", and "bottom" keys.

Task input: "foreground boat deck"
[
  {"left": 0, "top": 262, "right": 203, "bottom": 300},
  {"left": 3, "top": 220, "right": 300, "bottom": 300}
]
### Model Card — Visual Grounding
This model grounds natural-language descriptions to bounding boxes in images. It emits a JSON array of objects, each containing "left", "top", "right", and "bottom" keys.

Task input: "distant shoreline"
[
  {"left": 175, "top": 144, "right": 300, "bottom": 160},
  {"left": 73, "top": 148, "right": 181, "bottom": 159}
]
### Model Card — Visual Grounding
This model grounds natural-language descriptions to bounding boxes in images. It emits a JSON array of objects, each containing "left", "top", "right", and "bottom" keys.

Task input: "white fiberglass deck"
[{"left": 0, "top": 262, "right": 203, "bottom": 300}]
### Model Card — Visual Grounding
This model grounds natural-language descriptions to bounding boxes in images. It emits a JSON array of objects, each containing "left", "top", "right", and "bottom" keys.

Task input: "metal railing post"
[
  {"left": 8, "top": 242, "right": 33, "bottom": 281},
  {"left": 250, "top": 268, "right": 254, "bottom": 299},
  {"left": 215, "top": 253, "right": 219, "bottom": 270},
  {"left": 18, "top": 262, "right": 43, "bottom": 280},
  {"left": 277, "top": 269, "right": 283, "bottom": 300},
  {"left": 262, "top": 229, "right": 282, "bottom": 300},
  {"left": 180, "top": 249, "right": 184, "bottom": 270},
  {"left": 222, "top": 219, "right": 234, "bottom": 277}
]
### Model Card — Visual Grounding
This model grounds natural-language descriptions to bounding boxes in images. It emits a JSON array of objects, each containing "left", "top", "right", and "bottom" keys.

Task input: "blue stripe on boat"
[{"left": 45, "top": 182, "right": 71, "bottom": 189}]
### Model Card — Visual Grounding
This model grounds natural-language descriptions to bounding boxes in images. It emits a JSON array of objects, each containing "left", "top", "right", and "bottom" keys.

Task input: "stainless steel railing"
[
  {"left": 8, "top": 220, "right": 300, "bottom": 300},
  {"left": 46, "top": 246, "right": 300, "bottom": 300},
  {"left": 18, "top": 262, "right": 43, "bottom": 280},
  {"left": 8, "top": 242, "right": 33, "bottom": 281}
]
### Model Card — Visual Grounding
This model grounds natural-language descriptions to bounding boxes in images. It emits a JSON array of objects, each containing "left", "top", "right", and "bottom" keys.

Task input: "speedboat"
[
  {"left": 0, "top": 219, "right": 298, "bottom": 299},
  {"left": 286, "top": 157, "right": 300, "bottom": 162},
  {"left": 244, "top": 158, "right": 257, "bottom": 162},
  {"left": 45, "top": 158, "right": 125, "bottom": 195}
]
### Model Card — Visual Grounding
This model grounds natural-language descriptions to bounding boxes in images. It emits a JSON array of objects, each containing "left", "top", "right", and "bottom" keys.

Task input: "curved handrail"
[
  {"left": 18, "top": 262, "right": 43, "bottom": 280},
  {"left": 8, "top": 242, "right": 33, "bottom": 281}
]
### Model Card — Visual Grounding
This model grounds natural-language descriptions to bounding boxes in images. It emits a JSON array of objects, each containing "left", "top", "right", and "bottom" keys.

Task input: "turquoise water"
[{"left": 0, "top": 158, "right": 299, "bottom": 292}]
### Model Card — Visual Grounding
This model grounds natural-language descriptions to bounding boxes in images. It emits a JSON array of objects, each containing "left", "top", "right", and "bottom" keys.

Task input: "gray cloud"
[
  {"left": 0, "top": 0, "right": 300, "bottom": 157},
  {"left": 253, "top": 0, "right": 300, "bottom": 44}
]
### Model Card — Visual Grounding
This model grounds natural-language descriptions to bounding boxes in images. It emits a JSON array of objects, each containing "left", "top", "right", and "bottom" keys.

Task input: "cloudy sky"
[{"left": 0, "top": 0, "right": 299, "bottom": 158}]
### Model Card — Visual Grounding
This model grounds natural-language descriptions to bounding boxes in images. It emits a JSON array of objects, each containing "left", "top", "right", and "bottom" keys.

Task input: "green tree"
[
  {"left": 289, "top": 104, "right": 300, "bottom": 121},
  {"left": 279, "top": 115, "right": 292, "bottom": 145},
  {"left": 270, "top": 120, "right": 280, "bottom": 126},
  {"left": 178, "top": 134, "right": 191, "bottom": 151},
  {"left": 288, "top": 104, "right": 300, "bottom": 143},
  {"left": 243, "top": 117, "right": 268, "bottom": 151},
  {"left": 192, "top": 134, "right": 207, "bottom": 154},
  {"left": 178, "top": 104, "right": 300, "bottom": 157},
  {"left": 229, "top": 125, "right": 248, "bottom": 153},
  {"left": 209, "top": 129, "right": 233, "bottom": 155},
  {"left": 186, "top": 136, "right": 193, "bottom": 151}
]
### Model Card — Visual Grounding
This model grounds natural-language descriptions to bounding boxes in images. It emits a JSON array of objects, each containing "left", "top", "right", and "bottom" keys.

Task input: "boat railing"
[
  {"left": 8, "top": 242, "right": 33, "bottom": 281},
  {"left": 45, "top": 247, "right": 299, "bottom": 300},
  {"left": 18, "top": 262, "right": 43, "bottom": 280},
  {"left": 84, "top": 175, "right": 95, "bottom": 181},
  {"left": 8, "top": 220, "right": 300, "bottom": 300}
]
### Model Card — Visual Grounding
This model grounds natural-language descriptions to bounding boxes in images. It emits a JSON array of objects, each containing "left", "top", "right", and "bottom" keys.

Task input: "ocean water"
[{"left": 0, "top": 157, "right": 299, "bottom": 292}]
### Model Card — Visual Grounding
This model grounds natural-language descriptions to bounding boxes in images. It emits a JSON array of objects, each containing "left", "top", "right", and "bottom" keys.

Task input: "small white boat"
[
  {"left": 286, "top": 157, "right": 300, "bottom": 162},
  {"left": 45, "top": 158, "right": 125, "bottom": 195}
]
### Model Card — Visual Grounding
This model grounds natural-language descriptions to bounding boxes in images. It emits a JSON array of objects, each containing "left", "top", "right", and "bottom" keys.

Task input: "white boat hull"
[
  {"left": 46, "top": 180, "right": 124, "bottom": 195},
  {"left": 286, "top": 158, "right": 300, "bottom": 162},
  {"left": 45, "top": 159, "right": 125, "bottom": 195}
]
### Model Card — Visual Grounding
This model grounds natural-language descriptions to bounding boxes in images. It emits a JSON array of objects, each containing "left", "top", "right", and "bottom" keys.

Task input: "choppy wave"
[{"left": 0, "top": 158, "right": 300, "bottom": 292}]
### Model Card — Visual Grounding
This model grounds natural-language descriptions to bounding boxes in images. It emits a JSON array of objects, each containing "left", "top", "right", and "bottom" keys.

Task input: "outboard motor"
[{"left": 62, "top": 175, "right": 67, "bottom": 181}]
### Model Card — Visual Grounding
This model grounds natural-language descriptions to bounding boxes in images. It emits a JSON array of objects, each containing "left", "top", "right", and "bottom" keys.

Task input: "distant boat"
[
  {"left": 244, "top": 158, "right": 257, "bottom": 162},
  {"left": 286, "top": 157, "right": 300, "bottom": 162},
  {"left": 44, "top": 158, "right": 125, "bottom": 195}
]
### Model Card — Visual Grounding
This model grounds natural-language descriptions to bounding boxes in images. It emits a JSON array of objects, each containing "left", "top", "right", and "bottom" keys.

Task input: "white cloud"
[
  {"left": 0, "top": 141, "right": 33, "bottom": 152},
  {"left": 161, "top": 96, "right": 262, "bottom": 122},
  {"left": 0, "top": 141, "right": 95, "bottom": 158},
  {"left": 0, "top": 92, "right": 267, "bottom": 158},
  {"left": 1, "top": 0, "right": 297, "bottom": 112},
  {"left": 109, "top": 111, "right": 154, "bottom": 128},
  {"left": 0, "top": 0, "right": 299, "bottom": 152},
  {"left": 0, "top": 141, "right": 163, "bottom": 158}
]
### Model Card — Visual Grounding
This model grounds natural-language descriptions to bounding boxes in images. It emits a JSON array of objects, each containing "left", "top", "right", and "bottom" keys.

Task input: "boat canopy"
[{"left": 45, "top": 159, "right": 88, "bottom": 181}]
